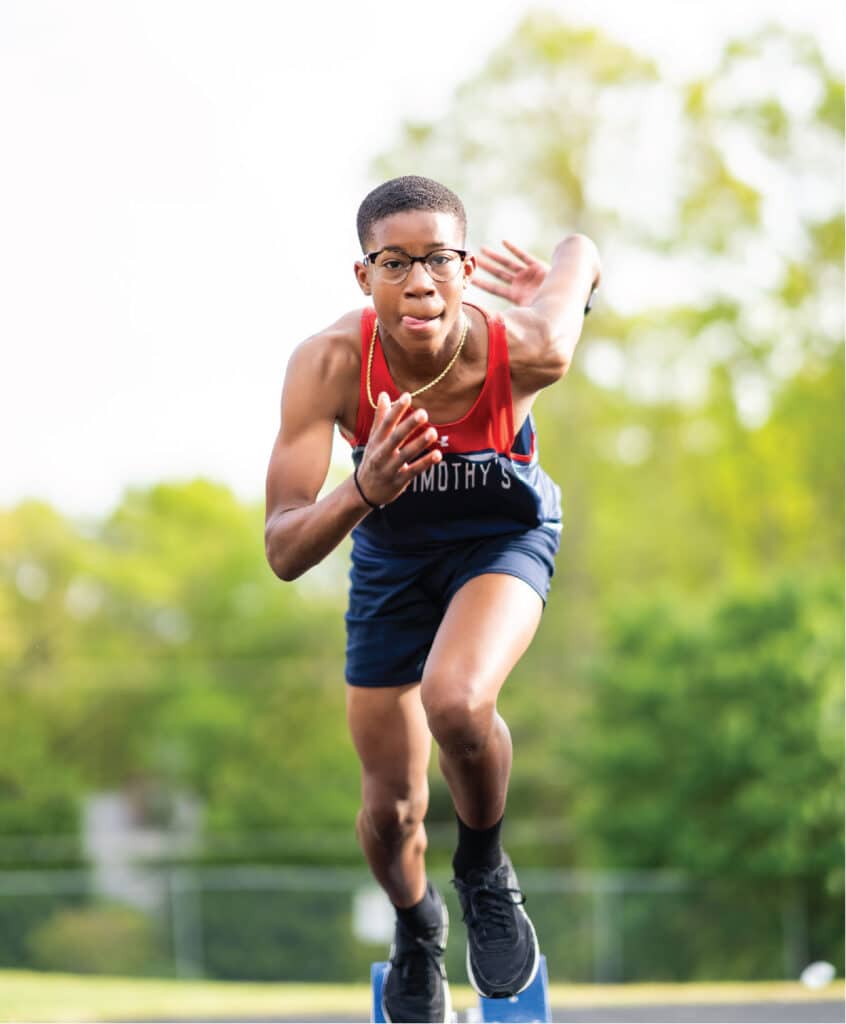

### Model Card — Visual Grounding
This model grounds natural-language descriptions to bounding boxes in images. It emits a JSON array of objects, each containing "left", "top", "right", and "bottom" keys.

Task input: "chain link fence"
[{"left": 0, "top": 863, "right": 820, "bottom": 983}]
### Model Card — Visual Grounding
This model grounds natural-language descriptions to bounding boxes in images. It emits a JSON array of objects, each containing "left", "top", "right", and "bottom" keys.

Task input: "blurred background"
[{"left": 0, "top": 0, "right": 843, "bottom": 998}]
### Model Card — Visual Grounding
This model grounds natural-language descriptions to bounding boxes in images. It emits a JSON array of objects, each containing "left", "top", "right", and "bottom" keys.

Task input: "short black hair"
[{"left": 356, "top": 175, "right": 467, "bottom": 252}]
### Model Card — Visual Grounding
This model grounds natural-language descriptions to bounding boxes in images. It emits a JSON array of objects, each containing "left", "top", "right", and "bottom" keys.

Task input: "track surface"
[
  {"left": 551, "top": 1001, "right": 843, "bottom": 1022},
  {"left": 159, "top": 1000, "right": 843, "bottom": 1023}
]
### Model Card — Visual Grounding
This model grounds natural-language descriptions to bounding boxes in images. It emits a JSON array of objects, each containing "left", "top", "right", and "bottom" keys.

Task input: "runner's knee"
[
  {"left": 360, "top": 779, "right": 429, "bottom": 847},
  {"left": 421, "top": 676, "right": 496, "bottom": 758}
]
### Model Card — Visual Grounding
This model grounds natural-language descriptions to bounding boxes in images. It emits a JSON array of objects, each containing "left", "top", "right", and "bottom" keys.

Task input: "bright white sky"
[{"left": 2, "top": 1, "right": 842, "bottom": 519}]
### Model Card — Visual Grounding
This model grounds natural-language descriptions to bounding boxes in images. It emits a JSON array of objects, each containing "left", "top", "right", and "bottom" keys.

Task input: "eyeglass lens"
[{"left": 374, "top": 250, "right": 463, "bottom": 283}]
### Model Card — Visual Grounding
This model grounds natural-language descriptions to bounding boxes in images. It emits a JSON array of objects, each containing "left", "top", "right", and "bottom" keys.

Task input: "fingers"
[
  {"left": 392, "top": 407, "right": 431, "bottom": 446},
  {"left": 502, "top": 239, "right": 536, "bottom": 265},
  {"left": 372, "top": 393, "right": 433, "bottom": 450},
  {"left": 372, "top": 391, "right": 410, "bottom": 438},
  {"left": 371, "top": 390, "right": 391, "bottom": 432},
  {"left": 477, "top": 256, "right": 511, "bottom": 283},
  {"left": 476, "top": 250, "right": 516, "bottom": 298},
  {"left": 480, "top": 240, "right": 549, "bottom": 278},
  {"left": 479, "top": 247, "right": 518, "bottom": 280},
  {"left": 471, "top": 274, "right": 511, "bottom": 299},
  {"left": 396, "top": 424, "right": 439, "bottom": 465},
  {"left": 398, "top": 444, "right": 443, "bottom": 483}
]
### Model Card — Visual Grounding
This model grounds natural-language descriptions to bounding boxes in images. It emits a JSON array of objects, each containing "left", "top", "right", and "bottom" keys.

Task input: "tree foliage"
[
  {"left": 575, "top": 576, "right": 843, "bottom": 880},
  {"left": 0, "top": 482, "right": 355, "bottom": 853}
]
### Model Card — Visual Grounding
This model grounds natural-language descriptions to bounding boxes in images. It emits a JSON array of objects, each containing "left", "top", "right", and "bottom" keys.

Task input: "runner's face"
[{"left": 354, "top": 210, "right": 475, "bottom": 345}]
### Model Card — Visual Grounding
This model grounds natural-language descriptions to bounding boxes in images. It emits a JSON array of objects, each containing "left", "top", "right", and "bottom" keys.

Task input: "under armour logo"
[{"left": 439, "top": 435, "right": 450, "bottom": 448}]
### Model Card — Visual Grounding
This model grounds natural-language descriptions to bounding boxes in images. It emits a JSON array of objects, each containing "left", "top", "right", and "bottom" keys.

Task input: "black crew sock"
[
  {"left": 452, "top": 813, "right": 504, "bottom": 879},
  {"left": 393, "top": 880, "right": 442, "bottom": 937}
]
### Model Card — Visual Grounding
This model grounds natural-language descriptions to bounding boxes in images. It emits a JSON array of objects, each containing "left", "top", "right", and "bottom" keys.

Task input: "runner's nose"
[{"left": 403, "top": 259, "right": 437, "bottom": 296}]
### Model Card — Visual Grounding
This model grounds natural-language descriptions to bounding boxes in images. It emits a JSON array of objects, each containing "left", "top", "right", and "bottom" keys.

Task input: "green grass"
[
  {"left": 1, "top": 972, "right": 370, "bottom": 1022},
  {"left": 0, "top": 970, "right": 842, "bottom": 1022}
]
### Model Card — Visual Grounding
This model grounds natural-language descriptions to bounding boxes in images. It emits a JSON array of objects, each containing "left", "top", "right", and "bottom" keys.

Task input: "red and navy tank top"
[{"left": 347, "top": 302, "right": 562, "bottom": 549}]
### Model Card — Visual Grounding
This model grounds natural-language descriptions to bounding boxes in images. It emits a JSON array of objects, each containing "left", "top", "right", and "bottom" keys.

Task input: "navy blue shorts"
[{"left": 344, "top": 525, "right": 560, "bottom": 687}]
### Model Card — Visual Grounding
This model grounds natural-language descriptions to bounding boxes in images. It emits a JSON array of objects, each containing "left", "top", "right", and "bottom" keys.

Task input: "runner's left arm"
[{"left": 473, "top": 235, "right": 601, "bottom": 392}]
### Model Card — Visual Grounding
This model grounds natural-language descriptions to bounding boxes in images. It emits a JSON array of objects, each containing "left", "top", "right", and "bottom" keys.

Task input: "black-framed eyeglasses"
[{"left": 363, "top": 247, "right": 468, "bottom": 284}]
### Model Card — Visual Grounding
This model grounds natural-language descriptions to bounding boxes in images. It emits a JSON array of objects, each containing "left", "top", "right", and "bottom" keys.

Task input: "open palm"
[{"left": 472, "top": 240, "right": 549, "bottom": 307}]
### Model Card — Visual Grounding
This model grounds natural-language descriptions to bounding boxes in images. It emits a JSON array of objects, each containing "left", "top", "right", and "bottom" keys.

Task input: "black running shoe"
[
  {"left": 382, "top": 888, "right": 451, "bottom": 1024},
  {"left": 453, "top": 853, "right": 539, "bottom": 999}
]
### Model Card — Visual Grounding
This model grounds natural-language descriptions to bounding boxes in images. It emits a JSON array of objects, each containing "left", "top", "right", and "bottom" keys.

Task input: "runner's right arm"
[{"left": 264, "top": 329, "right": 442, "bottom": 581}]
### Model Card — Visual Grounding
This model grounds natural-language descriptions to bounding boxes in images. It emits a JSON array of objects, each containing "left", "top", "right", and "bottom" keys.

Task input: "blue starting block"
[
  {"left": 478, "top": 955, "right": 551, "bottom": 1022},
  {"left": 370, "top": 955, "right": 550, "bottom": 1023},
  {"left": 370, "top": 961, "right": 389, "bottom": 1023}
]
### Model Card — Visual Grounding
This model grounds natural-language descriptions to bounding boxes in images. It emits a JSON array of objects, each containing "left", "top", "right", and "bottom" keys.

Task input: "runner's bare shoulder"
[{"left": 283, "top": 309, "right": 363, "bottom": 430}]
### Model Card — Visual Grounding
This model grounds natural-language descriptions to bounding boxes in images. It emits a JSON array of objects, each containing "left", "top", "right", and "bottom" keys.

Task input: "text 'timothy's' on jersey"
[{"left": 346, "top": 303, "right": 562, "bottom": 549}]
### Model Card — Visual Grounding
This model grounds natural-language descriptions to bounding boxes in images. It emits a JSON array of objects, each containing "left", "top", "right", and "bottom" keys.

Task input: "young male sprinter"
[{"left": 265, "top": 176, "right": 600, "bottom": 1023}]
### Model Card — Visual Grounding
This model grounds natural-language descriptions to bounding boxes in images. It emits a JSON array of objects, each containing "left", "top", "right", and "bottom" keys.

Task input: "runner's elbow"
[
  {"left": 544, "top": 345, "right": 571, "bottom": 381},
  {"left": 265, "top": 519, "right": 302, "bottom": 581},
  {"left": 536, "top": 323, "right": 572, "bottom": 382},
  {"left": 265, "top": 542, "right": 291, "bottom": 581},
  {"left": 268, "top": 555, "right": 301, "bottom": 582}
]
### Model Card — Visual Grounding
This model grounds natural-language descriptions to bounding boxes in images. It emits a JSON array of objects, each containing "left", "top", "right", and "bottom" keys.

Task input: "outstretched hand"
[{"left": 473, "top": 240, "right": 550, "bottom": 307}]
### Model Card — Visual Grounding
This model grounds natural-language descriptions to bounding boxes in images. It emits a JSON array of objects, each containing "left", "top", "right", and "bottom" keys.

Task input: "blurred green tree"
[
  {"left": 0, "top": 481, "right": 357, "bottom": 857},
  {"left": 572, "top": 573, "right": 843, "bottom": 973}
]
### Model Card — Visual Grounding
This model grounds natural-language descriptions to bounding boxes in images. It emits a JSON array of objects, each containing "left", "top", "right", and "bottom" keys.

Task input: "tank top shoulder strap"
[
  {"left": 352, "top": 307, "right": 377, "bottom": 446},
  {"left": 465, "top": 302, "right": 515, "bottom": 453}
]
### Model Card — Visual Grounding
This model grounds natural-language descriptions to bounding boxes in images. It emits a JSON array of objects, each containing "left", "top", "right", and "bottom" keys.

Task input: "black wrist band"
[
  {"left": 584, "top": 286, "right": 597, "bottom": 315},
  {"left": 354, "top": 466, "right": 383, "bottom": 511}
]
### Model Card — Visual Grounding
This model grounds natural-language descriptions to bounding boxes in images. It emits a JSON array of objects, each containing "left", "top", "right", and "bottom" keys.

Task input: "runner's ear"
[{"left": 354, "top": 259, "right": 372, "bottom": 296}]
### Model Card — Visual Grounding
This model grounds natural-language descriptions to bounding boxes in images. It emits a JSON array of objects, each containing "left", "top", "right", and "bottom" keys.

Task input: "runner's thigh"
[{"left": 421, "top": 573, "right": 543, "bottom": 711}]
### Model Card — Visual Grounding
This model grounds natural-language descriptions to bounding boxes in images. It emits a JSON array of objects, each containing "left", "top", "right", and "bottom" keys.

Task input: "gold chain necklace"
[{"left": 366, "top": 313, "right": 469, "bottom": 410}]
